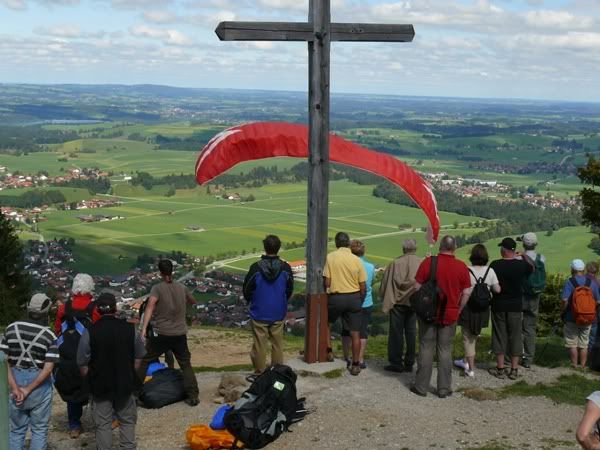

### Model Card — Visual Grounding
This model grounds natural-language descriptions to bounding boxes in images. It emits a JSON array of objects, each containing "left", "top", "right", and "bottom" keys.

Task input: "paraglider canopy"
[{"left": 196, "top": 122, "right": 440, "bottom": 242}]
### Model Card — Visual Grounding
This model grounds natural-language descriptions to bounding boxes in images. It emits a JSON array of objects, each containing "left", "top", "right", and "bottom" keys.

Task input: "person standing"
[
  {"left": 561, "top": 259, "right": 600, "bottom": 369},
  {"left": 455, "top": 244, "right": 500, "bottom": 377},
  {"left": 77, "top": 293, "right": 145, "bottom": 450},
  {"left": 243, "top": 234, "right": 294, "bottom": 373},
  {"left": 138, "top": 259, "right": 200, "bottom": 406},
  {"left": 54, "top": 273, "right": 100, "bottom": 439},
  {"left": 518, "top": 232, "right": 546, "bottom": 369},
  {"left": 341, "top": 240, "right": 375, "bottom": 369},
  {"left": 323, "top": 231, "right": 367, "bottom": 376},
  {"left": 1, "top": 293, "right": 59, "bottom": 450},
  {"left": 586, "top": 261, "right": 600, "bottom": 352},
  {"left": 379, "top": 238, "right": 423, "bottom": 373},
  {"left": 411, "top": 236, "right": 471, "bottom": 398},
  {"left": 488, "top": 237, "right": 534, "bottom": 380}
]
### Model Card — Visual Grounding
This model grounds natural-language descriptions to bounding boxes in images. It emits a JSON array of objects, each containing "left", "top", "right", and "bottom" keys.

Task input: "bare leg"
[
  {"left": 342, "top": 336, "right": 351, "bottom": 361},
  {"left": 580, "top": 348, "right": 588, "bottom": 368},
  {"left": 496, "top": 353, "right": 505, "bottom": 368},
  {"left": 569, "top": 347, "right": 578, "bottom": 367},
  {"left": 465, "top": 355, "right": 475, "bottom": 372},
  {"left": 510, "top": 355, "right": 520, "bottom": 370},
  {"left": 359, "top": 338, "right": 367, "bottom": 363},
  {"left": 351, "top": 331, "right": 361, "bottom": 363}
]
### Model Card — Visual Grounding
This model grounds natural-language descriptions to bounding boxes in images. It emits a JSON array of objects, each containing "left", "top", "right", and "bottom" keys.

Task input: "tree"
[
  {"left": 165, "top": 185, "right": 176, "bottom": 197},
  {"left": 579, "top": 157, "right": 600, "bottom": 228},
  {"left": 0, "top": 212, "right": 31, "bottom": 324}
]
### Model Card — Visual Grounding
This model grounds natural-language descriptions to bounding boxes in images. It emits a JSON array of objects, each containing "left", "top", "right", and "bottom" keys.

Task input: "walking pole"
[{"left": 0, "top": 351, "right": 9, "bottom": 450}]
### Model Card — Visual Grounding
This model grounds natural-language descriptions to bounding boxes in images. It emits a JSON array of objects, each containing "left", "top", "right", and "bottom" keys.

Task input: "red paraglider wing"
[{"left": 196, "top": 122, "right": 440, "bottom": 241}]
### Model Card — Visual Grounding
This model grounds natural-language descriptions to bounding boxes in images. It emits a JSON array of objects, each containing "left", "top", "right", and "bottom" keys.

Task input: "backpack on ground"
[
  {"left": 224, "top": 364, "right": 307, "bottom": 449},
  {"left": 139, "top": 368, "right": 187, "bottom": 409},
  {"left": 467, "top": 267, "right": 492, "bottom": 312},
  {"left": 570, "top": 277, "right": 597, "bottom": 325},
  {"left": 525, "top": 254, "right": 546, "bottom": 295},
  {"left": 54, "top": 301, "right": 95, "bottom": 403},
  {"left": 410, "top": 256, "right": 443, "bottom": 323}
]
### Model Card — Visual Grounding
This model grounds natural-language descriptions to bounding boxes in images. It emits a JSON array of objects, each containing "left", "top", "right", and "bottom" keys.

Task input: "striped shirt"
[{"left": 0, "top": 321, "right": 59, "bottom": 369}]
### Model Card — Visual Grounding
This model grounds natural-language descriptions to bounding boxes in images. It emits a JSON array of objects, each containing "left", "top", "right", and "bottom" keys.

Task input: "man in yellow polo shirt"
[{"left": 323, "top": 231, "right": 367, "bottom": 375}]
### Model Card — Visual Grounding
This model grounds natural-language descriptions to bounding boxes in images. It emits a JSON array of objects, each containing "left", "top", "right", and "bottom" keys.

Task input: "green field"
[{"left": 33, "top": 180, "right": 483, "bottom": 274}]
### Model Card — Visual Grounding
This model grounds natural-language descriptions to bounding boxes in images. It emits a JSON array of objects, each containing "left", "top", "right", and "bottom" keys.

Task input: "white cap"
[
  {"left": 28, "top": 293, "right": 51, "bottom": 314},
  {"left": 521, "top": 232, "right": 537, "bottom": 246},
  {"left": 571, "top": 259, "right": 585, "bottom": 271}
]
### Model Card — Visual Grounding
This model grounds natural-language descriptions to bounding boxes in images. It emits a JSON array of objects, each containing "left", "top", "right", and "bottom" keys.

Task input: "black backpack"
[
  {"left": 224, "top": 365, "right": 307, "bottom": 449},
  {"left": 54, "top": 301, "right": 95, "bottom": 403},
  {"left": 467, "top": 267, "right": 492, "bottom": 312},
  {"left": 139, "top": 368, "right": 187, "bottom": 409},
  {"left": 410, "top": 256, "right": 443, "bottom": 323}
]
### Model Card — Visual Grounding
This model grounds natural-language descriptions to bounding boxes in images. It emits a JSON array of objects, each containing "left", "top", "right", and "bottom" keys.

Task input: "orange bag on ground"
[{"left": 186, "top": 424, "right": 243, "bottom": 450}]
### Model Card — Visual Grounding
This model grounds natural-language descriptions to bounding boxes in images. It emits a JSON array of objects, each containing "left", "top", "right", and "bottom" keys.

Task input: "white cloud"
[
  {"left": 524, "top": 10, "right": 594, "bottom": 30},
  {"left": 34, "top": 24, "right": 107, "bottom": 39},
  {"left": 143, "top": 10, "right": 178, "bottom": 24},
  {"left": 1, "top": 0, "right": 77, "bottom": 9},
  {"left": 130, "top": 24, "right": 194, "bottom": 46}
]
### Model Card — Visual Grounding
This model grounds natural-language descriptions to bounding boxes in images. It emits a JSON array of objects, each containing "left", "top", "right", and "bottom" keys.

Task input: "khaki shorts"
[{"left": 564, "top": 322, "right": 591, "bottom": 348}]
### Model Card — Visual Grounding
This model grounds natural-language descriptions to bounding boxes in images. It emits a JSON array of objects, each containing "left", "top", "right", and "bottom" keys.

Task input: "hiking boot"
[
  {"left": 359, "top": 361, "right": 367, "bottom": 370},
  {"left": 384, "top": 365, "right": 404, "bottom": 373},
  {"left": 349, "top": 363, "right": 361, "bottom": 376},
  {"left": 69, "top": 428, "right": 82, "bottom": 439},
  {"left": 488, "top": 367, "right": 506, "bottom": 379},
  {"left": 438, "top": 390, "right": 453, "bottom": 399},
  {"left": 410, "top": 386, "right": 427, "bottom": 397},
  {"left": 326, "top": 348, "right": 335, "bottom": 363},
  {"left": 345, "top": 358, "right": 351, "bottom": 369},
  {"left": 521, "top": 358, "right": 531, "bottom": 369},
  {"left": 185, "top": 396, "right": 200, "bottom": 406},
  {"left": 507, "top": 368, "right": 519, "bottom": 380}
]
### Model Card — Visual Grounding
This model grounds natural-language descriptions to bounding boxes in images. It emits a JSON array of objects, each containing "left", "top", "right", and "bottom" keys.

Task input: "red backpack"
[{"left": 570, "top": 277, "right": 597, "bottom": 325}]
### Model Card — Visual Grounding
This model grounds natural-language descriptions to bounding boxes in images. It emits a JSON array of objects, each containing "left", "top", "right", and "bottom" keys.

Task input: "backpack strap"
[
  {"left": 482, "top": 265, "right": 491, "bottom": 283},
  {"left": 429, "top": 256, "right": 438, "bottom": 284},
  {"left": 585, "top": 277, "right": 592, "bottom": 288},
  {"left": 64, "top": 300, "right": 74, "bottom": 322},
  {"left": 85, "top": 301, "right": 95, "bottom": 319},
  {"left": 570, "top": 277, "right": 579, "bottom": 290}
]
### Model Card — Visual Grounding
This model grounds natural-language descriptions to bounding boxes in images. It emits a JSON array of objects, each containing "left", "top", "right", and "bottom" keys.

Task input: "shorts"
[
  {"left": 491, "top": 311, "right": 523, "bottom": 357},
  {"left": 564, "top": 321, "right": 591, "bottom": 348},
  {"left": 328, "top": 292, "right": 362, "bottom": 333},
  {"left": 341, "top": 306, "right": 373, "bottom": 339}
]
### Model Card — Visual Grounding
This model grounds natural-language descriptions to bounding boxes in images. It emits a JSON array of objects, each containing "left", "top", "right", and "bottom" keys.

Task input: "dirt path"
[{"left": 46, "top": 360, "right": 585, "bottom": 450}]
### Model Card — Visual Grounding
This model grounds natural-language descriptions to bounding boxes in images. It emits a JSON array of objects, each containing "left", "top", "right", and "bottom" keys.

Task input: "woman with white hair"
[{"left": 54, "top": 273, "right": 100, "bottom": 439}]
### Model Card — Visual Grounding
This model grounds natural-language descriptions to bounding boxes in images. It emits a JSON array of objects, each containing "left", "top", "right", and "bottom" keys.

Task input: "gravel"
[{"left": 46, "top": 360, "right": 586, "bottom": 450}]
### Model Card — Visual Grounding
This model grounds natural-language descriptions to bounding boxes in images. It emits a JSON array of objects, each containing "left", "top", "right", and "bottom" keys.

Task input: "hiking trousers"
[
  {"left": 388, "top": 305, "right": 416, "bottom": 370},
  {"left": 92, "top": 395, "right": 137, "bottom": 450},
  {"left": 522, "top": 293, "right": 540, "bottom": 360},
  {"left": 137, "top": 334, "right": 199, "bottom": 399},
  {"left": 414, "top": 320, "right": 456, "bottom": 396},
  {"left": 250, "top": 319, "right": 284, "bottom": 373}
]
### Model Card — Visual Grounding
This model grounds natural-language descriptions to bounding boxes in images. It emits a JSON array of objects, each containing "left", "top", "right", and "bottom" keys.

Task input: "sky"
[{"left": 1, "top": 0, "right": 600, "bottom": 101}]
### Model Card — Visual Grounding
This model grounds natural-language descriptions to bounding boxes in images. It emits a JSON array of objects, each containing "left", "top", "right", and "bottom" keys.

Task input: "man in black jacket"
[
  {"left": 243, "top": 235, "right": 294, "bottom": 373},
  {"left": 77, "top": 293, "right": 145, "bottom": 450}
]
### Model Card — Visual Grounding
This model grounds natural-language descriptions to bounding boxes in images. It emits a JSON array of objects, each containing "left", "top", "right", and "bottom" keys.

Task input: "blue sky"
[{"left": 1, "top": 0, "right": 599, "bottom": 101}]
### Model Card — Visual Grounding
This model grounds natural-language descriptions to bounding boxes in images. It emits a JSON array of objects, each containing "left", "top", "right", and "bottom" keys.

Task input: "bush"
[{"left": 538, "top": 273, "right": 567, "bottom": 336}]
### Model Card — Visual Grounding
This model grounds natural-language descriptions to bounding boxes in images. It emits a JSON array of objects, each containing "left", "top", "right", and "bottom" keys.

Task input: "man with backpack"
[
  {"left": 54, "top": 273, "right": 100, "bottom": 439},
  {"left": 77, "top": 292, "right": 146, "bottom": 450},
  {"left": 518, "top": 232, "right": 546, "bottom": 369},
  {"left": 488, "top": 238, "right": 534, "bottom": 380},
  {"left": 410, "top": 236, "right": 471, "bottom": 398},
  {"left": 562, "top": 259, "right": 600, "bottom": 368},
  {"left": 1, "top": 293, "right": 58, "bottom": 450},
  {"left": 243, "top": 234, "right": 294, "bottom": 374}
]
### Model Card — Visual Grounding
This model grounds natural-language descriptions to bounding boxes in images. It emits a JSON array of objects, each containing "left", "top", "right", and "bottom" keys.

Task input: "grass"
[
  {"left": 193, "top": 364, "right": 253, "bottom": 373},
  {"left": 499, "top": 374, "right": 598, "bottom": 405}
]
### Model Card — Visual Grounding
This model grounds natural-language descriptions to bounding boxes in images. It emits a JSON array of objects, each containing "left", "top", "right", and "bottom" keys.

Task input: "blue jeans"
[
  {"left": 67, "top": 401, "right": 84, "bottom": 430},
  {"left": 9, "top": 367, "right": 53, "bottom": 450}
]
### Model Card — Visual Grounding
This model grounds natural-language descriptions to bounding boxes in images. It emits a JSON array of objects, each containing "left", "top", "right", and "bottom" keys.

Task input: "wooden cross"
[{"left": 216, "top": 0, "right": 414, "bottom": 363}]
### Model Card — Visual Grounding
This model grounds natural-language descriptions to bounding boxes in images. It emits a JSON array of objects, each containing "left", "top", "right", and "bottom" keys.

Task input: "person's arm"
[
  {"left": 284, "top": 262, "right": 294, "bottom": 300},
  {"left": 185, "top": 289, "right": 196, "bottom": 305},
  {"left": 133, "top": 331, "right": 146, "bottom": 371},
  {"left": 359, "top": 281, "right": 366, "bottom": 300},
  {"left": 458, "top": 287, "right": 472, "bottom": 314},
  {"left": 19, "top": 362, "right": 54, "bottom": 401},
  {"left": 54, "top": 303, "right": 64, "bottom": 335},
  {"left": 7, "top": 364, "right": 25, "bottom": 405},
  {"left": 140, "top": 295, "right": 158, "bottom": 340},
  {"left": 77, "top": 330, "right": 91, "bottom": 377},
  {"left": 521, "top": 254, "right": 535, "bottom": 272},
  {"left": 323, "top": 277, "right": 331, "bottom": 291},
  {"left": 242, "top": 263, "right": 259, "bottom": 303},
  {"left": 577, "top": 399, "right": 600, "bottom": 450},
  {"left": 492, "top": 284, "right": 501, "bottom": 294}
]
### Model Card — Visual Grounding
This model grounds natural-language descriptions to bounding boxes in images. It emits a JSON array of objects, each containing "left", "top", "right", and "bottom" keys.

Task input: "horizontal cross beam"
[{"left": 215, "top": 22, "right": 415, "bottom": 42}]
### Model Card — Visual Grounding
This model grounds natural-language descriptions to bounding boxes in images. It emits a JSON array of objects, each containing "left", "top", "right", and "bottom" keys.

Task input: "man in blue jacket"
[{"left": 243, "top": 235, "right": 294, "bottom": 373}]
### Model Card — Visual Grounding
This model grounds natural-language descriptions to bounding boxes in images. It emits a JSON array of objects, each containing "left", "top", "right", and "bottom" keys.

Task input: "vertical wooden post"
[{"left": 304, "top": 0, "right": 331, "bottom": 363}]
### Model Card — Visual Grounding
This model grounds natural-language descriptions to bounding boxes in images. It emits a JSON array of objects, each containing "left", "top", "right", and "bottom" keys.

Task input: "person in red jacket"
[
  {"left": 410, "top": 236, "right": 472, "bottom": 399},
  {"left": 55, "top": 273, "right": 100, "bottom": 438}
]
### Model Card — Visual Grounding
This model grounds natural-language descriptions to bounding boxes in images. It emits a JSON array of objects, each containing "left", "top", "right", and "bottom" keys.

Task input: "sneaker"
[
  {"left": 488, "top": 367, "right": 506, "bottom": 379},
  {"left": 438, "top": 390, "right": 453, "bottom": 399},
  {"left": 521, "top": 358, "right": 531, "bottom": 369},
  {"left": 384, "top": 365, "right": 404, "bottom": 373},
  {"left": 464, "top": 369, "right": 475, "bottom": 378},
  {"left": 184, "top": 396, "right": 200, "bottom": 406},
  {"left": 454, "top": 359, "right": 469, "bottom": 371},
  {"left": 349, "top": 363, "right": 361, "bottom": 376},
  {"left": 507, "top": 368, "right": 519, "bottom": 380},
  {"left": 345, "top": 358, "right": 351, "bottom": 369},
  {"left": 326, "top": 348, "right": 335, "bottom": 363}
]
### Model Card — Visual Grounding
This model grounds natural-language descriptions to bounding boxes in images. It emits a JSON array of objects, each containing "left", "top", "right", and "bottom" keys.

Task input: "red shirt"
[
  {"left": 54, "top": 293, "right": 101, "bottom": 335},
  {"left": 415, "top": 254, "right": 470, "bottom": 325}
]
